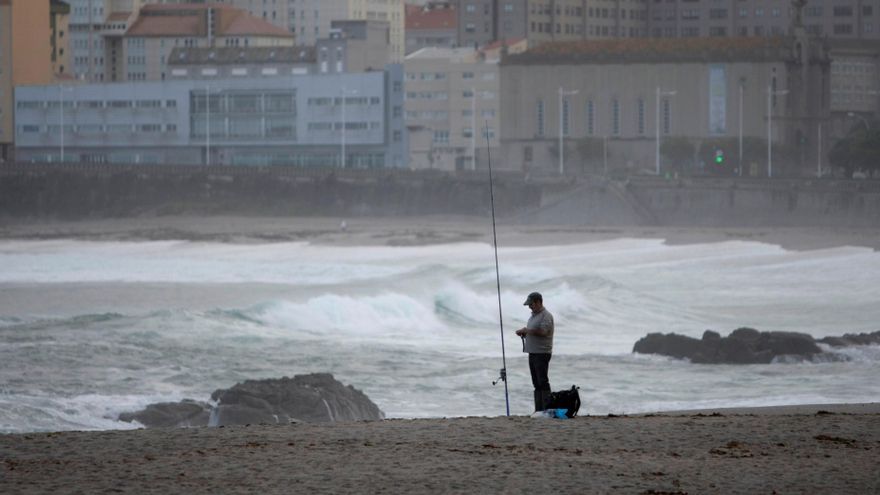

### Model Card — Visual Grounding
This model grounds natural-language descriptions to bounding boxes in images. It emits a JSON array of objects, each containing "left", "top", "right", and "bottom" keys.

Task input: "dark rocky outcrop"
[
  {"left": 118, "top": 399, "right": 212, "bottom": 428},
  {"left": 633, "top": 328, "right": 880, "bottom": 364},
  {"left": 119, "top": 373, "right": 383, "bottom": 428},
  {"left": 817, "top": 331, "right": 880, "bottom": 348},
  {"left": 209, "top": 373, "right": 384, "bottom": 426}
]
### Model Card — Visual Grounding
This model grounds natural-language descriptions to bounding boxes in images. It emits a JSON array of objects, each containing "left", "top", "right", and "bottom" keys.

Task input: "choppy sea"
[{"left": 0, "top": 237, "right": 878, "bottom": 433}]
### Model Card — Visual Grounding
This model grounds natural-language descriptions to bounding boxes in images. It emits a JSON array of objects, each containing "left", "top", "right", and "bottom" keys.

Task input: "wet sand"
[
  {"left": 1, "top": 215, "right": 878, "bottom": 250},
  {"left": 2, "top": 405, "right": 879, "bottom": 494}
]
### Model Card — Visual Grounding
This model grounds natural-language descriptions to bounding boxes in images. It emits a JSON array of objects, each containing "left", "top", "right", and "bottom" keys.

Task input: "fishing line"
[{"left": 485, "top": 121, "right": 510, "bottom": 416}]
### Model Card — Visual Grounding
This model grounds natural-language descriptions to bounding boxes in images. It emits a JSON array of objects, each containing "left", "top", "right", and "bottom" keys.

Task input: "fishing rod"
[{"left": 485, "top": 121, "right": 510, "bottom": 416}]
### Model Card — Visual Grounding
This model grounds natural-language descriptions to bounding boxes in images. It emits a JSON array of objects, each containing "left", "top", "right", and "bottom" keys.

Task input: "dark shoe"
[{"left": 533, "top": 389, "right": 545, "bottom": 411}]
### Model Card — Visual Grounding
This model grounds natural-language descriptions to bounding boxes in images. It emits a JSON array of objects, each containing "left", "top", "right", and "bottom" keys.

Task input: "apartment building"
[
  {"left": 527, "top": 0, "right": 648, "bottom": 43},
  {"left": 51, "top": 0, "right": 72, "bottom": 78},
  {"left": 167, "top": 19, "right": 391, "bottom": 79},
  {"left": 405, "top": 40, "right": 526, "bottom": 170},
  {"left": 119, "top": 4, "right": 294, "bottom": 82},
  {"left": 285, "top": 0, "right": 405, "bottom": 62},
  {"left": 646, "top": 0, "right": 880, "bottom": 40},
  {"left": 406, "top": 2, "right": 458, "bottom": 54},
  {"left": 457, "top": 0, "right": 528, "bottom": 48},
  {"left": 498, "top": 34, "right": 830, "bottom": 177},
  {"left": 66, "top": 0, "right": 152, "bottom": 82},
  {"left": 14, "top": 67, "right": 408, "bottom": 168},
  {"left": 0, "top": 0, "right": 53, "bottom": 161}
]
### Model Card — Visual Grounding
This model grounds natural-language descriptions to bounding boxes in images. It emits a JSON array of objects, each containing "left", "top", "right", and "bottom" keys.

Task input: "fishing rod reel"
[{"left": 492, "top": 368, "right": 507, "bottom": 386}]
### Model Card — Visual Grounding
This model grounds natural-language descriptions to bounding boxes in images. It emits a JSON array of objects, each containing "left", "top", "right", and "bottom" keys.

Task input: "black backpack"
[{"left": 546, "top": 385, "right": 581, "bottom": 418}]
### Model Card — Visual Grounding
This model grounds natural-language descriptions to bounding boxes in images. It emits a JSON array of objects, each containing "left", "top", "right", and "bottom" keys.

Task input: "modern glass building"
[{"left": 14, "top": 65, "right": 408, "bottom": 168}]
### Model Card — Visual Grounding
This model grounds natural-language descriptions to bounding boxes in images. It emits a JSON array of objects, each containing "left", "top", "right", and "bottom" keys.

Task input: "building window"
[
  {"left": 536, "top": 99, "right": 545, "bottom": 136},
  {"left": 834, "top": 24, "right": 854, "bottom": 35}
]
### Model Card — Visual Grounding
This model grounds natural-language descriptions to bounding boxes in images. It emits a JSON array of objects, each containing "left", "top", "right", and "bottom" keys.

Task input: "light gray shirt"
[{"left": 523, "top": 308, "right": 554, "bottom": 354}]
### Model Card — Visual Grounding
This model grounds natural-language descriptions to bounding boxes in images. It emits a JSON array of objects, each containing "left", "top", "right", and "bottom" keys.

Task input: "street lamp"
[
  {"left": 340, "top": 86, "right": 358, "bottom": 168},
  {"left": 766, "top": 84, "right": 789, "bottom": 178},
  {"left": 471, "top": 86, "right": 477, "bottom": 170},
  {"left": 655, "top": 86, "right": 676, "bottom": 175},
  {"left": 738, "top": 78, "right": 745, "bottom": 176},
  {"left": 558, "top": 87, "right": 578, "bottom": 175},
  {"left": 57, "top": 84, "right": 75, "bottom": 162},
  {"left": 847, "top": 111, "right": 870, "bottom": 131},
  {"left": 205, "top": 85, "right": 211, "bottom": 166}
]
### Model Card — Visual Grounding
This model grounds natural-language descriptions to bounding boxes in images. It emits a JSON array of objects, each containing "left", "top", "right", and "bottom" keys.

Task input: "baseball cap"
[{"left": 523, "top": 292, "right": 542, "bottom": 305}]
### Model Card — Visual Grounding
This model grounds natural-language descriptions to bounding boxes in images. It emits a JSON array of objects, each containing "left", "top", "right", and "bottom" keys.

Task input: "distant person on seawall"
[{"left": 515, "top": 292, "right": 554, "bottom": 413}]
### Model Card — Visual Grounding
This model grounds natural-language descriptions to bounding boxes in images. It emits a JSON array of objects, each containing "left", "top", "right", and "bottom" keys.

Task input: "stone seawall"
[
  {"left": 1, "top": 164, "right": 878, "bottom": 227},
  {"left": 521, "top": 176, "right": 880, "bottom": 227},
  {"left": 0, "top": 164, "right": 540, "bottom": 219}
]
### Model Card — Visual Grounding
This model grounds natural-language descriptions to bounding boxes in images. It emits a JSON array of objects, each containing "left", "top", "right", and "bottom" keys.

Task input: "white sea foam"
[{"left": 1, "top": 238, "right": 878, "bottom": 431}]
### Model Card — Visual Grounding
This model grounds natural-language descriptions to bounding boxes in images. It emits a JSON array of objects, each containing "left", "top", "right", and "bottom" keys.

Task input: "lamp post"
[
  {"left": 655, "top": 86, "right": 676, "bottom": 175},
  {"left": 766, "top": 84, "right": 788, "bottom": 178},
  {"left": 558, "top": 87, "right": 578, "bottom": 175},
  {"left": 205, "top": 85, "right": 211, "bottom": 166},
  {"left": 738, "top": 78, "right": 745, "bottom": 176},
  {"left": 59, "top": 84, "right": 65, "bottom": 163},
  {"left": 340, "top": 86, "right": 358, "bottom": 168},
  {"left": 471, "top": 86, "right": 476, "bottom": 170}
]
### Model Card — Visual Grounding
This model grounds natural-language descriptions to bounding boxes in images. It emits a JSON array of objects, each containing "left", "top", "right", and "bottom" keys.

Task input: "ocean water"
[{"left": 0, "top": 237, "right": 878, "bottom": 433}]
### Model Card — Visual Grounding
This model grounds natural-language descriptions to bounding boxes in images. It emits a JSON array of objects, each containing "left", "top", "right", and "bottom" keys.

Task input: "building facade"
[
  {"left": 121, "top": 4, "right": 295, "bottom": 82},
  {"left": 166, "top": 19, "right": 390, "bottom": 80},
  {"left": 453, "top": 1, "right": 880, "bottom": 48},
  {"left": 0, "top": 0, "right": 54, "bottom": 162},
  {"left": 457, "top": 0, "right": 528, "bottom": 48},
  {"left": 284, "top": 0, "right": 405, "bottom": 63},
  {"left": 404, "top": 46, "right": 502, "bottom": 170},
  {"left": 646, "top": 0, "right": 880, "bottom": 40},
  {"left": 14, "top": 67, "right": 408, "bottom": 168},
  {"left": 51, "top": 0, "right": 72, "bottom": 78},
  {"left": 526, "top": 0, "right": 648, "bottom": 43},
  {"left": 406, "top": 2, "right": 458, "bottom": 54},
  {"left": 498, "top": 35, "right": 830, "bottom": 177}
]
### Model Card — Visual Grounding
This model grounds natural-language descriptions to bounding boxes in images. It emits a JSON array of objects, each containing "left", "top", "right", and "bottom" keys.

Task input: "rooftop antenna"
[{"left": 486, "top": 120, "right": 510, "bottom": 416}]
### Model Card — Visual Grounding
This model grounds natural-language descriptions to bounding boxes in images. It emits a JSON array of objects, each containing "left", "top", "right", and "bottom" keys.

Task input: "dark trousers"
[{"left": 528, "top": 353, "right": 552, "bottom": 392}]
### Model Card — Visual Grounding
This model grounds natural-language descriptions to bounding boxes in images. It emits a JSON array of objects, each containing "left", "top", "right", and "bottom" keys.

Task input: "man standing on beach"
[{"left": 515, "top": 292, "right": 554, "bottom": 413}]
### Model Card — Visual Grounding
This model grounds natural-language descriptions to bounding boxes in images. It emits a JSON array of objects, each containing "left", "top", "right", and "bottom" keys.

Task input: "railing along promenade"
[{"left": 0, "top": 161, "right": 877, "bottom": 193}]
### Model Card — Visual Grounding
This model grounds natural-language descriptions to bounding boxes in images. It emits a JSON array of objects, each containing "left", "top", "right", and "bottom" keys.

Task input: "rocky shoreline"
[
  {"left": 633, "top": 328, "right": 880, "bottom": 364},
  {"left": 118, "top": 374, "right": 383, "bottom": 429}
]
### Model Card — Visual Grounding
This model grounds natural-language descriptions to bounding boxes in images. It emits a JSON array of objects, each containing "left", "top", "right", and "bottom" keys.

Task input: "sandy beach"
[
  {"left": 2, "top": 405, "right": 879, "bottom": 494},
  {"left": 1, "top": 214, "right": 879, "bottom": 250},
  {"left": 1, "top": 216, "right": 878, "bottom": 493}
]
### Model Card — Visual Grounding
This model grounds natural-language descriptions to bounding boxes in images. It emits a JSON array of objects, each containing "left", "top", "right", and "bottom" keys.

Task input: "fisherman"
[{"left": 515, "top": 292, "right": 554, "bottom": 412}]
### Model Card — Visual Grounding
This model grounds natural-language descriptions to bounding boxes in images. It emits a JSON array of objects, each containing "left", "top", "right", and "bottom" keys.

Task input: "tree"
[
  {"left": 660, "top": 137, "right": 695, "bottom": 174},
  {"left": 829, "top": 124, "right": 880, "bottom": 177}
]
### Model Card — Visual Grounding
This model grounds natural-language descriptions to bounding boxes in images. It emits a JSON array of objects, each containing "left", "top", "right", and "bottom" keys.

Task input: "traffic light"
[{"left": 714, "top": 149, "right": 725, "bottom": 164}]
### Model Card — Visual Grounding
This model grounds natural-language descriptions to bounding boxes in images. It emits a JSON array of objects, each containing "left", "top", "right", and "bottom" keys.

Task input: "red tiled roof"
[
  {"left": 127, "top": 14, "right": 204, "bottom": 37},
  {"left": 504, "top": 36, "right": 794, "bottom": 65},
  {"left": 140, "top": 3, "right": 234, "bottom": 13},
  {"left": 483, "top": 37, "right": 526, "bottom": 51},
  {"left": 107, "top": 12, "right": 131, "bottom": 22},
  {"left": 405, "top": 4, "right": 457, "bottom": 31},
  {"left": 223, "top": 13, "right": 293, "bottom": 37},
  {"left": 127, "top": 3, "right": 292, "bottom": 38}
]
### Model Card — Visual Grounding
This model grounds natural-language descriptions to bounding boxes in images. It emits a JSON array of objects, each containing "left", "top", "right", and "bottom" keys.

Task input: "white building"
[
  {"left": 283, "top": 0, "right": 405, "bottom": 62},
  {"left": 404, "top": 46, "right": 502, "bottom": 171}
]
